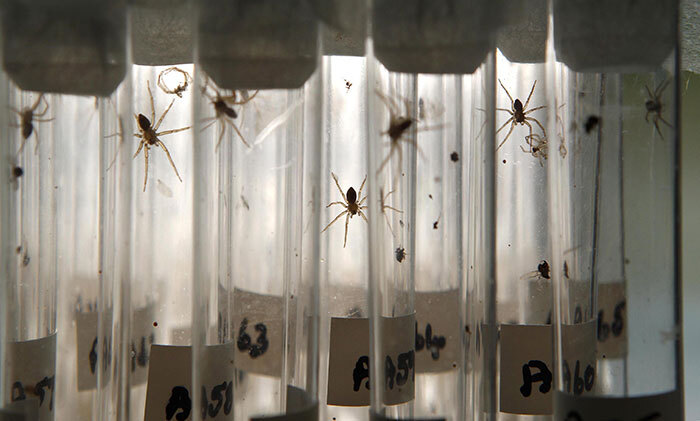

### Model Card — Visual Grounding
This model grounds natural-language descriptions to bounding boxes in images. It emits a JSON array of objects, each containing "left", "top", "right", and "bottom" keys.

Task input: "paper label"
[
  {"left": 3, "top": 334, "right": 57, "bottom": 421},
  {"left": 371, "top": 413, "right": 446, "bottom": 421},
  {"left": 499, "top": 324, "right": 553, "bottom": 415},
  {"left": 561, "top": 321, "right": 597, "bottom": 397},
  {"left": 232, "top": 289, "right": 284, "bottom": 377},
  {"left": 596, "top": 282, "right": 627, "bottom": 359},
  {"left": 554, "top": 389, "right": 681, "bottom": 420},
  {"left": 415, "top": 290, "right": 461, "bottom": 373},
  {"left": 130, "top": 305, "right": 156, "bottom": 385},
  {"left": 143, "top": 343, "right": 235, "bottom": 421},
  {"left": 75, "top": 311, "right": 115, "bottom": 391},
  {"left": 327, "top": 314, "right": 415, "bottom": 407}
]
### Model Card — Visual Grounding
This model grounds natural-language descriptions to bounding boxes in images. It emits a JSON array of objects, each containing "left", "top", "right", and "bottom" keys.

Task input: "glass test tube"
[
  {"left": 319, "top": 37, "right": 372, "bottom": 421},
  {"left": 467, "top": 53, "right": 498, "bottom": 421},
  {"left": 194, "top": 1, "right": 321, "bottom": 420},
  {"left": 494, "top": 3, "right": 557, "bottom": 417},
  {"left": 549, "top": 0, "right": 683, "bottom": 418}
]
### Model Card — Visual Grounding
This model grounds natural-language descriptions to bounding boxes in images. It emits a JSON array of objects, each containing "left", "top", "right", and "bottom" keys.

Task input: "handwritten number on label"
[
  {"left": 565, "top": 411, "right": 661, "bottom": 421},
  {"left": 237, "top": 318, "right": 269, "bottom": 358},
  {"left": 415, "top": 322, "right": 446, "bottom": 360},
  {"left": 353, "top": 352, "right": 415, "bottom": 393},
  {"left": 562, "top": 360, "right": 594, "bottom": 396},
  {"left": 166, "top": 386, "right": 191, "bottom": 421},
  {"left": 519, "top": 360, "right": 552, "bottom": 397},
  {"left": 598, "top": 300, "right": 625, "bottom": 342},
  {"left": 396, "top": 351, "right": 415, "bottom": 385},
  {"left": 353, "top": 356, "right": 370, "bottom": 391},
  {"left": 10, "top": 377, "right": 55, "bottom": 411},
  {"left": 11, "top": 382, "right": 26, "bottom": 402},
  {"left": 90, "top": 337, "right": 98, "bottom": 374}
]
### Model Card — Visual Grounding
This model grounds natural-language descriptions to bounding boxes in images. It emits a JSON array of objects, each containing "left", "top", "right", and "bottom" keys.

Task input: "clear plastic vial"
[
  {"left": 193, "top": 1, "right": 322, "bottom": 420},
  {"left": 548, "top": 0, "right": 683, "bottom": 419}
]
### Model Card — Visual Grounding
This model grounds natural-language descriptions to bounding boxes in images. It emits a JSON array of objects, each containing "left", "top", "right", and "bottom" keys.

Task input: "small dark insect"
[
  {"left": 241, "top": 195, "right": 250, "bottom": 210},
  {"left": 13, "top": 166, "right": 23, "bottom": 178},
  {"left": 502, "top": 159, "right": 506, "bottom": 164},
  {"left": 133, "top": 81, "right": 191, "bottom": 192},
  {"left": 11, "top": 93, "right": 54, "bottom": 154},
  {"left": 644, "top": 79, "right": 672, "bottom": 139},
  {"left": 153, "top": 322, "right": 158, "bottom": 327},
  {"left": 22, "top": 252, "right": 30, "bottom": 266},
  {"left": 16, "top": 246, "right": 21, "bottom": 254},
  {"left": 428, "top": 194, "right": 433, "bottom": 200},
  {"left": 450, "top": 151, "right": 459, "bottom": 162},
  {"left": 433, "top": 216, "right": 440, "bottom": 230},
  {"left": 395, "top": 247, "right": 406, "bottom": 263},
  {"left": 584, "top": 115, "right": 600, "bottom": 134},
  {"left": 201, "top": 78, "right": 258, "bottom": 150},
  {"left": 563, "top": 261, "right": 569, "bottom": 278},
  {"left": 321, "top": 172, "right": 368, "bottom": 248},
  {"left": 538, "top": 260, "right": 551, "bottom": 279},
  {"left": 157, "top": 67, "right": 192, "bottom": 98},
  {"left": 496, "top": 79, "right": 546, "bottom": 152},
  {"left": 344, "top": 79, "right": 352, "bottom": 92}
]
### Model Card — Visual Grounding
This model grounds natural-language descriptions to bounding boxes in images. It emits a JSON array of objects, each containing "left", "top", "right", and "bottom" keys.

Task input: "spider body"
[
  {"left": 521, "top": 133, "right": 548, "bottom": 166},
  {"left": 644, "top": 79, "right": 671, "bottom": 139},
  {"left": 133, "top": 81, "right": 190, "bottom": 192},
  {"left": 538, "top": 260, "right": 551, "bottom": 280},
  {"left": 496, "top": 79, "right": 546, "bottom": 151},
  {"left": 388, "top": 117, "right": 413, "bottom": 140},
  {"left": 201, "top": 78, "right": 257, "bottom": 150},
  {"left": 12, "top": 93, "right": 53, "bottom": 154},
  {"left": 321, "top": 173, "right": 368, "bottom": 248}
]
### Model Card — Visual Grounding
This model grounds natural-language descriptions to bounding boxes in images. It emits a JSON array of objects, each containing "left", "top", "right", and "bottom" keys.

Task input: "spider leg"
[
  {"left": 30, "top": 94, "right": 44, "bottom": 113},
  {"left": 330, "top": 172, "right": 348, "bottom": 203},
  {"left": 384, "top": 210, "right": 396, "bottom": 238},
  {"left": 375, "top": 89, "right": 399, "bottom": 117},
  {"left": 400, "top": 135, "right": 427, "bottom": 161},
  {"left": 658, "top": 114, "right": 672, "bottom": 128},
  {"left": 496, "top": 123, "right": 515, "bottom": 151},
  {"left": 645, "top": 110, "right": 651, "bottom": 123},
  {"left": 523, "top": 80, "right": 537, "bottom": 109},
  {"left": 343, "top": 213, "right": 350, "bottom": 248},
  {"left": 523, "top": 105, "right": 546, "bottom": 115},
  {"left": 142, "top": 144, "right": 150, "bottom": 192},
  {"left": 156, "top": 140, "right": 183, "bottom": 183},
  {"left": 522, "top": 120, "right": 535, "bottom": 152},
  {"left": 321, "top": 209, "right": 348, "bottom": 234},
  {"left": 358, "top": 195, "right": 367, "bottom": 206},
  {"left": 34, "top": 117, "right": 54, "bottom": 122},
  {"left": 497, "top": 108, "right": 514, "bottom": 115},
  {"left": 326, "top": 201, "right": 347, "bottom": 208},
  {"left": 225, "top": 118, "right": 251, "bottom": 148},
  {"left": 215, "top": 121, "right": 226, "bottom": 150},
  {"left": 35, "top": 95, "right": 50, "bottom": 116},
  {"left": 383, "top": 205, "right": 402, "bottom": 213},
  {"left": 201, "top": 118, "right": 218, "bottom": 132},
  {"left": 32, "top": 127, "right": 40, "bottom": 154},
  {"left": 228, "top": 89, "right": 259, "bottom": 105},
  {"left": 157, "top": 126, "right": 191, "bottom": 136},
  {"left": 645, "top": 84, "right": 654, "bottom": 100},
  {"left": 525, "top": 116, "right": 547, "bottom": 136},
  {"left": 147, "top": 81, "right": 156, "bottom": 123},
  {"left": 655, "top": 79, "right": 670, "bottom": 97},
  {"left": 497, "top": 117, "right": 514, "bottom": 134},
  {"left": 357, "top": 174, "right": 367, "bottom": 200},
  {"left": 377, "top": 142, "right": 397, "bottom": 175},
  {"left": 154, "top": 98, "right": 176, "bottom": 131},
  {"left": 653, "top": 119, "right": 665, "bottom": 140},
  {"left": 498, "top": 79, "right": 514, "bottom": 109},
  {"left": 358, "top": 209, "right": 368, "bottom": 224},
  {"left": 133, "top": 140, "right": 145, "bottom": 158}
]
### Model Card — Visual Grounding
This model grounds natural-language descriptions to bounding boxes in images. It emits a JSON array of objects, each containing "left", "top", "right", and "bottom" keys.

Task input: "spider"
[
  {"left": 11, "top": 93, "right": 54, "bottom": 154},
  {"left": 157, "top": 67, "right": 192, "bottom": 98},
  {"left": 133, "top": 81, "right": 190, "bottom": 192},
  {"left": 201, "top": 77, "right": 258, "bottom": 150},
  {"left": 496, "top": 79, "right": 546, "bottom": 151},
  {"left": 375, "top": 90, "right": 428, "bottom": 181},
  {"left": 521, "top": 133, "right": 548, "bottom": 167},
  {"left": 321, "top": 172, "right": 368, "bottom": 248},
  {"left": 380, "top": 187, "right": 403, "bottom": 237},
  {"left": 520, "top": 260, "right": 551, "bottom": 281},
  {"left": 644, "top": 79, "right": 672, "bottom": 139}
]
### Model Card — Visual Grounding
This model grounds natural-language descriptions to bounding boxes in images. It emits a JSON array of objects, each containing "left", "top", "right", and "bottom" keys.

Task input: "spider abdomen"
[{"left": 389, "top": 118, "right": 412, "bottom": 140}]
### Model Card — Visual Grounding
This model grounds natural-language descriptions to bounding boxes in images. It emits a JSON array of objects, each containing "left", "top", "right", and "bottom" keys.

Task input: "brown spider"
[
  {"left": 321, "top": 172, "right": 368, "bottom": 248},
  {"left": 133, "top": 81, "right": 190, "bottom": 192},
  {"left": 496, "top": 79, "right": 546, "bottom": 151},
  {"left": 201, "top": 78, "right": 258, "bottom": 150},
  {"left": 375, "top": 89, "right": 427, "bottom": 181},
  {"left": 645, "top": 79, "right": 672, "bottom": 139},
  {"left": 521, "top": 133, "right": 548, "bottom": 167},
  {"left": 157, "top": 67, "right": 192, "bottom": 98},
  {"left": 11, "top": 93, "right": 54, "bottom": 154}
]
